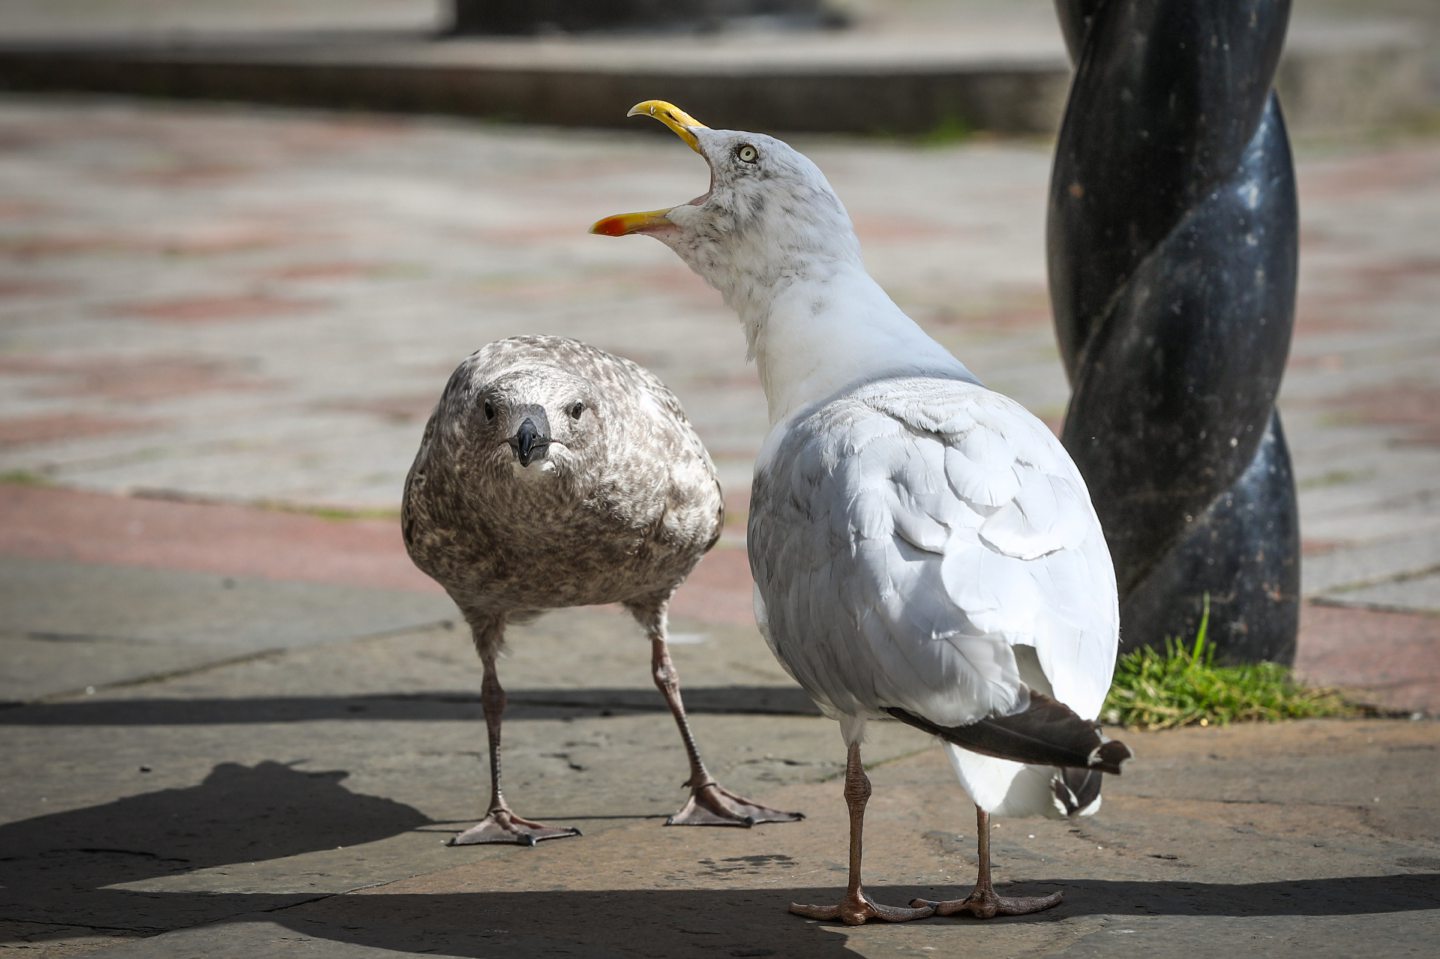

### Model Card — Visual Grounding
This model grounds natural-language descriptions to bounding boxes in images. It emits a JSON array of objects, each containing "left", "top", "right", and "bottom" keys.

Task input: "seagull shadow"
[
  {"left": 955, "top": 873, "right": 1440, "bottom": 919},
  {"left": 0, "top": 686, "right": 821, "bottom": 726},
  {"left": 127, "top": 874, "right": 1440, "bottom": 958},
  {"left": 0, "top": 759, "right": 861, "bottom": 957},
  {"left": 0, "top": 760, "right": 1434, "bottom": 956},
  {"left": 264, "top": 887, "right": 870, "bottom": 958},
  {"left": 0, "top": 760, "right": 431, "bottom": 934}
]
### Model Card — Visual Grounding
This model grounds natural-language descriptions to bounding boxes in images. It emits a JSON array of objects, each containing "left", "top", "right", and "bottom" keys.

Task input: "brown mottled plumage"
[{"left": 403, "top": 335, "right": 801, "bottom": 845}]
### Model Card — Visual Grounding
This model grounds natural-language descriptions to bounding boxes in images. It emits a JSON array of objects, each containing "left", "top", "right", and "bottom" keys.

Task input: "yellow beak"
[
  {"left": 625, "top": 99, "right": 708, "bottom": 153},
  {"left": 589, "top": 100, "right": 709, "bottom": 237}
]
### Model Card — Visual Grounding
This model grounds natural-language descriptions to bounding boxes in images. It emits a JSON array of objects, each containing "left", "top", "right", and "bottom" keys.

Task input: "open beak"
[{"left": 590, "top": 100, "right": 709, "bottom": 238}]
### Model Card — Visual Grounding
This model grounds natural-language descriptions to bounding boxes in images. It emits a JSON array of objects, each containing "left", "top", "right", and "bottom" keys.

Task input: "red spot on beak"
[{"left": 591, "top": 216, "right": 631, "bottom": 237}]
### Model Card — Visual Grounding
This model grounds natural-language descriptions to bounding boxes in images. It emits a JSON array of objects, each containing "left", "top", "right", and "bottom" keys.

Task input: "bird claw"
[
  {"left": 791, "top": 889, "right": 935, "bottom": 926},
  {"left": 665, "top": 782, "right": 805, "bottom": 827},
  {"left": 449, "top": 808, "right": 581, "bottom": 847},
  {"left": 910, "top": 888, "right": 1063, "bottom": 919}
]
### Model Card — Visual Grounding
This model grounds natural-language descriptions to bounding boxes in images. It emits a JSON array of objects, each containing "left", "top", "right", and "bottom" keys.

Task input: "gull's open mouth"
[
  {"left": 685, "top": 165, "right": 715, "bottom": 208},
  {"left": 590, "top": 100, "right": 712, "bottom": 238}
]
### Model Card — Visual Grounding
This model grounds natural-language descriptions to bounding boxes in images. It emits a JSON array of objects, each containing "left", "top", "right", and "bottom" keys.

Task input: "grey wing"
[{"left": 749, "top": 378, "right": 1119, "bottom": 727}]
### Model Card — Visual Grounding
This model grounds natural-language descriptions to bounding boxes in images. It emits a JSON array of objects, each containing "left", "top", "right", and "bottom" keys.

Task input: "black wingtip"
[
  {"left": 1091, "top": 739, "right": 1133, "bottom": 776},
  {"left": 1052, "top": 767, "right": 1100, "bottom": 816},
  {"left": 886, "top": 691, "right": 1132, "bottom": 774}
]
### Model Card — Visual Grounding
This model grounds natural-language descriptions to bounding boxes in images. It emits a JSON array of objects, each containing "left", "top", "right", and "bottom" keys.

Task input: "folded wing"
[{"left": 749, "top": 375, "right": 1119, "bottom": 730}]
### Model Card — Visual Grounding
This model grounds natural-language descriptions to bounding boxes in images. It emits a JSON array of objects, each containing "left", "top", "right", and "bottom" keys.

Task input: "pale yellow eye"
[{"left": 737, "top": 144, "right": 758, "bottom": 164}]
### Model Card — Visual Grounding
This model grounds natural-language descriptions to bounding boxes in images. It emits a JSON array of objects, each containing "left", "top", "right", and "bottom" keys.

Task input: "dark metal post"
[{"left": 1047, "top": 0, "right": 1300, "bottom": 664}]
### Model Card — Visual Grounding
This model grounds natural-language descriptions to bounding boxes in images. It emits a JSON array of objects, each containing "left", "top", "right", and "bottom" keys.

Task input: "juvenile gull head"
[{"left": 433, "top": 352, "right": 598, "bottom": 476}]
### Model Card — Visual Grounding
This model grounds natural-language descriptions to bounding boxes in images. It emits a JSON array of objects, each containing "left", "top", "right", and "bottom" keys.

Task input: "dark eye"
[
  {"left": 483, "top": 400, "right": 495, "bottom": 421},
  {"left": 568, "top": 402, "right": 585, "bottom": 420},
  {"left": 736, "top": 144, "right": 758, "bottom": 164}
]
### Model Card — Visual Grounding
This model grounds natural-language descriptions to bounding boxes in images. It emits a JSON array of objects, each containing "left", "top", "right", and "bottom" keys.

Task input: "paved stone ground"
[
  {"left": 0, "top": 77, "right": 1438, "bottom": 958},
  {"left": 1, "top": 94, "right": 1437, "bottom": 708}
]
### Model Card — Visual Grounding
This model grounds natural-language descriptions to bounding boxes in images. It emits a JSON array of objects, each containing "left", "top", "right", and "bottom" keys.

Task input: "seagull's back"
[{"left": 749, "top": 371, "right": 1119, "bottom": 814}]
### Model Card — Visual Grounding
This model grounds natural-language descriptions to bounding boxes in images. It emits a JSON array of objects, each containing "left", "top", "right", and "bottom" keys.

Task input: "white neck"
[{"left": 733, "top": 260, "right": 974, "bottom": 424}]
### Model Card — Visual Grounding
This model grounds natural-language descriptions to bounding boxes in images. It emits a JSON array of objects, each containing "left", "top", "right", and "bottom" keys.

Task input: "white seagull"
[{"left": 593, "top": 102, "right": 1131, "bottom": 924}]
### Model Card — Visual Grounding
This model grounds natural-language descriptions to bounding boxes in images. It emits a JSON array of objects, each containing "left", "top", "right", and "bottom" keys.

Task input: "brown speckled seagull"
[{"left": 403, "top": 334, "right": 803, "bottom": 845}]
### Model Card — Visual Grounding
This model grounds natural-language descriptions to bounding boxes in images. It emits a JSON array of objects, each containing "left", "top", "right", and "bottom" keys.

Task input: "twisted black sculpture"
[{"left": 1047, "top": 0, "right": 1300, "bottom": 664}]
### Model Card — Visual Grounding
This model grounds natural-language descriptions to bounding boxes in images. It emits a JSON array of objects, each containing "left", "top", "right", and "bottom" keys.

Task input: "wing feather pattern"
[{"left": 749, "top": 375, "right": 1119, "bottom": 731}]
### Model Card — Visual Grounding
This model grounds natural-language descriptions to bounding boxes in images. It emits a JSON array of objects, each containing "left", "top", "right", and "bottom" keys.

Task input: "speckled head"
[
  {"left": 441, "top": 360, "right": 602, "bottom": 482},
  {"left": 590, "top": 100, "right": 861, "bottom": 312}
]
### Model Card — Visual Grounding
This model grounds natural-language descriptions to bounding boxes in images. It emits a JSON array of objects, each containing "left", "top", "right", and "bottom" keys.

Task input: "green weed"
[
  {"left": 1102, "top": 596, "right": 1359, "bottom": 730},
  {"left": 0, "top": 469, "right": 54, "bottom": 487}
]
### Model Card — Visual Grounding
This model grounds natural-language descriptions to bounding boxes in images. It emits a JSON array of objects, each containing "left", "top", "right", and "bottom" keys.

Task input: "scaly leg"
[
  {"left": 451, "top": 648, "right": 581, "bottom": 847},
  {"left": 636, "top": 601, "right": 803, "bottom": 827},
  {"left": 910, "top": 806, "right": 1062, "bottom": 917},
  {"left": 790, "top": 742, "right": 934, "bottom": 925}
]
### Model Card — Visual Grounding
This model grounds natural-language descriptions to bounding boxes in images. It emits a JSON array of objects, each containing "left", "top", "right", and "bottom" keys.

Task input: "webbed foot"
[
  {"left": 791, "top": 888, "right": 935, "bottom": 926},
  {"left": 449, "top": 808, "right": 581, "bottom": 847},
  {"left": 910, "top": 887, "right": 1062, "bottom": 918},
  {"left": 666, "top": 782, "right": 804, "bottom": 827}
]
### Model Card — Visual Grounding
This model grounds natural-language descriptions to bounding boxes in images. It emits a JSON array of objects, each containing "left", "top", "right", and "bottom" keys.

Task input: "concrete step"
[{"left": 0, "top": 18, "right": 1429, "bottom": 137}]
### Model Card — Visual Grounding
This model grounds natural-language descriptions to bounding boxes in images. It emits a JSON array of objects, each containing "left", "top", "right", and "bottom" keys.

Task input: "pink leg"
[
  {"left": 630, "top": 599, "right": 802, "bottom": 828},
  {"left": 451, "top": 650, "right": 580, "bottom": 847},
  {"left": 910, "top": 806, "right": 1063, "bottom": 917},
  {"left": 790, "top": 742, "right": 935, "bottom": 925}
]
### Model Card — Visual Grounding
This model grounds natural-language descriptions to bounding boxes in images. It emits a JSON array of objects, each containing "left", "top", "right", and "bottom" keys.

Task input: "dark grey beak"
[{"left": 509, "top": 416, "right": 549, "bottom": 467}]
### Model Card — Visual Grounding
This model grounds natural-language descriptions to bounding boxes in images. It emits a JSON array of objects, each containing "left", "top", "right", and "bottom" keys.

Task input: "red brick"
[
  {"left": 0, "top": 354, "right": 271, "bottom": 402},
  {"left": 0, "top": 485, "right": 438, "bottom": 594},
  {"left": 0, "top": 278, "right": 65, "bottom": 298},
  {"left": 1296, "top": 601, "right": 1440, "bottom": 715},
  {"left": 119, "top": 162, "right": 250, "bottom": 187},
  {"left": 259, "top": 261, "right": 394, "bottom": 282},
  {"left": 160, "top": 226, "right": 313, "bottom": 256},
  {"left": 0, "top": 198, "right": 50, "bottom": 218},
  {"left": 850, "top": 214, "right": 953, "bottom": 242},
  {"left": 921, "top": 287, "right": 1052, "bottom": 333},
  {"left": 1321, "top": 381, "right": 1440, "bottom": 446},
  {"left": 316, "top": 393, "right": 437, "bottom": 425},
  {"left": 670, "top": 545, "right": 757, "bottom": 627},
  {"left": 0, "top": 412, "right": 161, "bottom": 448},
  {"left": 114, "top": 294, "right": 325, "bottom": 324},
  {"left": 1298, "top": 147, "right": 1440, "bottom": 200}
]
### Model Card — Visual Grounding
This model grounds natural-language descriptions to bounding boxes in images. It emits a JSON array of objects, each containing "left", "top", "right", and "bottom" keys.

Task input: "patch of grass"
[
  {"left": 1297, "top": 467, "right": 1371, "bottom": 491},
  {"left": 920, "top": 114, "right": 975, "bottom": 147},
  {"left": 263, "top": 501, "right": 400, "bottom": 522},
  {"left": 1102, "top": 596, "right": 1359, "bottom": 730},
  {"left": 0, "top": 469, "right": 54, "bottom": 488}
]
